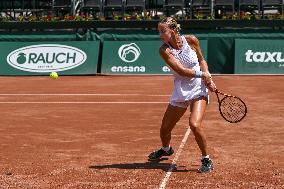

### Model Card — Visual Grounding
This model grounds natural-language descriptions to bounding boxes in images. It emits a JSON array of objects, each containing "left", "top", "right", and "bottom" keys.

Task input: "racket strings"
[{"left": 220, "top": 96, "right": 247, "bottom": 123}]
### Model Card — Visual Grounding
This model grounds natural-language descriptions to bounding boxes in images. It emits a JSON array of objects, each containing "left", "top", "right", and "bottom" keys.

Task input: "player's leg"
[
  {"left": 189, "top": 96, "right": 213, "bottom": 172},
  {"left": 148, "top": 104, "right": 187, "bottom": 160},
  {"left": 189, "top": 97, "right": 208, "bottom": 156},
  {"left": 160, "top": 104, "right": 187, "bottom": 147}
]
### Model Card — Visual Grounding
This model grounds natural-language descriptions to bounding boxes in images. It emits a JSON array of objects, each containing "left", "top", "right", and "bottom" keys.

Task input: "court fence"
[{"left": 0, "top": 30, "right": 283, "bottom": 75}]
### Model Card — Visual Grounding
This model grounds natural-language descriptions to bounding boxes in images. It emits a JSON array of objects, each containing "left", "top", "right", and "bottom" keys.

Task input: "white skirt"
[{"left": 169, "top": 77, "right": 208, "bottom": 108}]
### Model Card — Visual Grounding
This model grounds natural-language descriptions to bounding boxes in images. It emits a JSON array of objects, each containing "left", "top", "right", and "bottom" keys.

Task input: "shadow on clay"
[{"left": 89, "top": 159, "right": 198, "bottom": 172}]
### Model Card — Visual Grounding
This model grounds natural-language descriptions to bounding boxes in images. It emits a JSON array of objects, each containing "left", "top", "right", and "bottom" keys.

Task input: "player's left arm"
[
  {"left": 185, "top": 35, "right": 209, "bottom": 73},
  {"left": 185, "top": 35, "right": 216, "bottom": 91}
]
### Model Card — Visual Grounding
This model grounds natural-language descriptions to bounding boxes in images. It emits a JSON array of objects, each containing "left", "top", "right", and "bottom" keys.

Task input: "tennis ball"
[{"left": 50, "top": 72, "right": 58, "bottom": 80}]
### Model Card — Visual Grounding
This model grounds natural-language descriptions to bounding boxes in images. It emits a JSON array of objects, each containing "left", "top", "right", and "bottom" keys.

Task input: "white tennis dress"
[{"left": 167, "top": 35, "right": 208, "bottom": 108}]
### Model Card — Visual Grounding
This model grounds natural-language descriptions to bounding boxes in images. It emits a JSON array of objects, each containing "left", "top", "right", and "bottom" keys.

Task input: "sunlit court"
[
  {"left": 0, "top": 75, "right": 283, "bottom": 188},
  {"left": 0, "top": 0, "right": 284, "bottom": 188}
]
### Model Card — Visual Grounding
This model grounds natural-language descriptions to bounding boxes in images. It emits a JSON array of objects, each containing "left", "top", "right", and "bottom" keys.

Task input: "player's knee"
[{"left": 189, "top": 121, "right": 200, "bottom": 132}]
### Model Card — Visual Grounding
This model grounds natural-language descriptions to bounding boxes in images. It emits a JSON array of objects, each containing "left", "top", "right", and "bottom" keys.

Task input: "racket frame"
[{"left": 215, "top": 89, "right": 247, "bottom": 123}]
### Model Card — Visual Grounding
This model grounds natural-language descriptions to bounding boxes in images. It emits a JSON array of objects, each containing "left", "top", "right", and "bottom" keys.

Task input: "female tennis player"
[{"left": 148, "top": 17, "right": 216, "bottom": 173}]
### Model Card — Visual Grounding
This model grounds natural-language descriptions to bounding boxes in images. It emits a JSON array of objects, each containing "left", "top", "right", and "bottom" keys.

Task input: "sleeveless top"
[{"left": 167, "top": 35, "right": 208, "bottom": 102}]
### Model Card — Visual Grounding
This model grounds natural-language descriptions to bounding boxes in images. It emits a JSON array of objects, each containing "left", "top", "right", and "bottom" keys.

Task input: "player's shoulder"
[{"left": 184, "top": 34, "right": 200, "bottom": 45}]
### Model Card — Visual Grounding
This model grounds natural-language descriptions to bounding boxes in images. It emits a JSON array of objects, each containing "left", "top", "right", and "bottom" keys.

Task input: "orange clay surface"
[{"left": 0, "top": 75, "right": 283, "bottom": 189}]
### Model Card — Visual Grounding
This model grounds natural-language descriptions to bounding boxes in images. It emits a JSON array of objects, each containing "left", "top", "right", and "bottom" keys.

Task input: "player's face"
[{"left": 158, "top": 23, "right": 172, "bottom": 43}]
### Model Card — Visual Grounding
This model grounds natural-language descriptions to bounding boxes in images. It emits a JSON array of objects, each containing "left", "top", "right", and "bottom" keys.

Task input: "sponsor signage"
[
  {"left": 0, "top": 41, "right": 99, "bottom": 75},
  {"left": 235, "top": 39, "right": 284, "bottom": 74},
  {"left": 101, "top": 40, "right": 207, "bottom": 74}
]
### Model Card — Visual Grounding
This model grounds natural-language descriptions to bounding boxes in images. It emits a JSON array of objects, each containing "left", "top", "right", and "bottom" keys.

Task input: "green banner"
[
  {"left": 235, "top": 39, "right": 284, "bottom": 74},
  {"left": 101, "top": 40, "right": 207, "bottom": 74},
  {"left": 0, "top": 41, "right": 99, "bottom": 75}
]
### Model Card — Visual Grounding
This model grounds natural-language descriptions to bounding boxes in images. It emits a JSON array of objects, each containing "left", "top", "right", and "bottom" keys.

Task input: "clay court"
[{"left": 0, "top": 75, "right": 283, "bottom": 189}]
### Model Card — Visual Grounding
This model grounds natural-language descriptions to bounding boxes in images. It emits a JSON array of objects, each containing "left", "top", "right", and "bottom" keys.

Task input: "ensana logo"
[
  {"left": 111, "top": 66, "right": 145, "bottom": 73},
  {"left": 118, "top": 43, "right": 141, "bottom": 63}
]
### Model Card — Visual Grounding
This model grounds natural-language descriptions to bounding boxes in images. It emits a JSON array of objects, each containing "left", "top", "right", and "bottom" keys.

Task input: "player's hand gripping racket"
[{"left": 215, "top": 89, "right": 247, "bottom": 123}]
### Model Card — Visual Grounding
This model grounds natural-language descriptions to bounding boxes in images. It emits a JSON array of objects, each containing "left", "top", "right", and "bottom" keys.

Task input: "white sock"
[
  {"left": 201, "top": 155, "right": 210, "bottom": 160},
  {"left": 162, "top": 146, "right": 170, "bottom": 152}
]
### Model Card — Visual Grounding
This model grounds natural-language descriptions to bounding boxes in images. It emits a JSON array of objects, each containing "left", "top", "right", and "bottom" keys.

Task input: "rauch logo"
[{"left": 7, "top": 44, "right": 87, "bottom": 72}]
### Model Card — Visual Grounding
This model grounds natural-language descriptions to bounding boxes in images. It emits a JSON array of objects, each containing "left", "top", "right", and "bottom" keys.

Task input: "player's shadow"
[{"left": 89, "top": 159, "right": 197, "bottom": 172}]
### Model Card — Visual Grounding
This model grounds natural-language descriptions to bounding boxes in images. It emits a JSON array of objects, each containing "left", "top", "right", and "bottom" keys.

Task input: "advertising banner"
[
  {"left": 101, "top": 40, "right": 207, "bottom": 74},
  {"left": 0, "top": 41, "right": 100, "bottom": 75},
  {"left": 235, "top": 39, "right": 284, "bottom": 74}
]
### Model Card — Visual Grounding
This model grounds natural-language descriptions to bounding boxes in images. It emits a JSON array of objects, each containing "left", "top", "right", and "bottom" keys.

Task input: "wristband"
[{"left": 195, "top": 70, "right": 203, "bottom": 78}]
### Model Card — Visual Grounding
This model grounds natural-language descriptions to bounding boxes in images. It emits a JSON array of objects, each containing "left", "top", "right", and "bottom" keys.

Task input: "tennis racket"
[{"left": 215, "top": 89, "right": 247, "bottom": 123}]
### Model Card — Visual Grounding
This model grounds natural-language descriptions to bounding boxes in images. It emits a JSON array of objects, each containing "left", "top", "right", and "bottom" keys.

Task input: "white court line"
[
  {"left": 0, "top": 101, "right": 168, "bottom": 104},
  {"left": 0, "top": 93, "right": 170, "bottom": 96},
  {"left": 158, "top": 125, "right": 192, "bottom": 189}
]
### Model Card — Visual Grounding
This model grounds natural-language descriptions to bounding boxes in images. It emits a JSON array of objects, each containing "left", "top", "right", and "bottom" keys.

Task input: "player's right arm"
[{"left": 159, "top": 44, "right": 210, "bottom": 78}]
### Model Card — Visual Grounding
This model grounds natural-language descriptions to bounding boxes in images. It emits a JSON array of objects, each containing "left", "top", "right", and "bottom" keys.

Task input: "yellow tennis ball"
[{"left": 50, "top": 72, "right": 58, "bottom": 80}]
